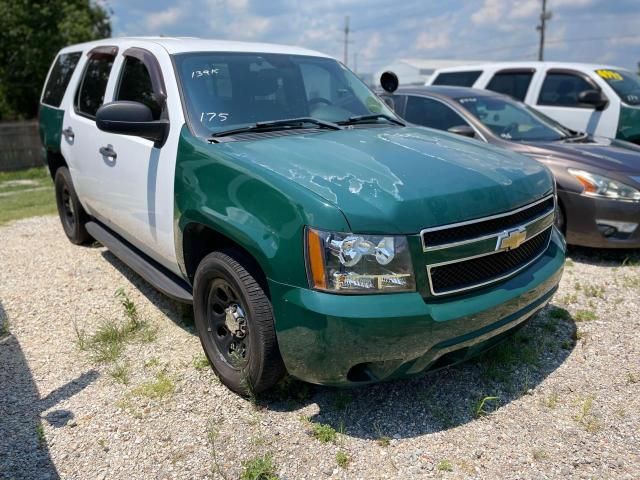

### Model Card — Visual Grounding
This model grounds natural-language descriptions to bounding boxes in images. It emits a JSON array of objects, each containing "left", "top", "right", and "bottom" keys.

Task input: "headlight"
[
  {"left": 568, "top": 169, "right": 640, "bottom": 202},
  {"left": 305, "top": 228, "right": 416, "bottom": 293}
]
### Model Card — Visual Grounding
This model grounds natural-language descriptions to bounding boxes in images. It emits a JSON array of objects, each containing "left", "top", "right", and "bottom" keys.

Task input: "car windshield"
[
  {"left": 455, "top": 95, "right": 572, "bottom": 141},
  {"left": 595, "top": 68, "right": 640, "bottom": 106},
  {"left": 173, "top": 52, "right": 397, "bottom": 136}
]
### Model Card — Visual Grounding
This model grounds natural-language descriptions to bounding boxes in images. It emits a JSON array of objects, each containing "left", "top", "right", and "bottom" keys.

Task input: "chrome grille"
[{"left": 422, "top": 194, "right": 555, "bottom": 296}]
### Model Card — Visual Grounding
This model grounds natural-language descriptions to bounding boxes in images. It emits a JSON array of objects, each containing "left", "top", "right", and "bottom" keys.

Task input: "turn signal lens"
[{"left": 306, "top": 228, "right": 327, "bottom": 289}]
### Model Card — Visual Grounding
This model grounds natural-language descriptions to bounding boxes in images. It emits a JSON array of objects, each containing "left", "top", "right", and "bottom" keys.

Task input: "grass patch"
[
  {"left": 573, "top": 395, "right": 602, "bottom": 433},
  {"left": 545, "top": 392, "right": 559, "bottom": 409},
  {"left": 574, "top": 310, "right": 597, "bottom": 322},
  {"left": 132, "top": 371, "right": 175, "bottom": 399},
  {"left": 332, "top": 392, "right": 352, "bottom": 411},
  {"left": 560, "top": 293, "right": 578, "bottom": 305},
  {"left": 532, "top": 448, "right": 547, "bottom": 461},
  {"left": 240, "top": 454, "right": 278, "bottom": 480},
  {"left": 0, "top": 318, "right": 9, "bottom": 337},
  {"left": 311, "top": 422, "right": 338, "bottom": 443},
  {"left": 0, "top": 168, "right": 56, "bottom": 225},
  {"left": 336, "top": 451, "right": 349, "bottom": 468},
  {"left": 109, "top": 363, "right": 131, "bottom": 385},
  {"left": 549, "top": 307, "right": 571, "bottom": 321},
  {"left": 192, "top": 354, "right": 211, "bottom": 371},
  {"left": 437, "top": 459, "right": 453, "bottom": 472},
  {"left": 35, "top": 423, "right": 46, "bottom": 448},
  {"left": 583, "top": 284, "right": 605, "bottom": 298}
]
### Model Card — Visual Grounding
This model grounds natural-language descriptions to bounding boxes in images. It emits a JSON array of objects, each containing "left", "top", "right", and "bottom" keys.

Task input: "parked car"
[
  {"left": 427, "top": 62, "right": 640, "bottom": 144},
  {"left": 39, "top": 38, "right": 565, "bottom": 394},
  {"left": 381, "top": 84, "right": 640, "bottom": 248}
]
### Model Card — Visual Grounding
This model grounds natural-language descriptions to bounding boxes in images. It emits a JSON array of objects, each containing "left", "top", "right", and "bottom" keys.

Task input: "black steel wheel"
[
  {"left": 193, "top": 250, "right": 285, "bottom": 395},
  {"left": 54, "top": 167, "right": 92, "bottom": 245}
]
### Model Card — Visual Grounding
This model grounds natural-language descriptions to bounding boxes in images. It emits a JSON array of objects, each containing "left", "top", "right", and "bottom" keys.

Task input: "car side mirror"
[
  {"left": 578, "top": 89, "right": 608, "bottom": 111},
  {"left": 380, "top": 71, "right": 399, "bottom": 93},
  {"left": 447, "top": 125, "right": 476, "bottom": 138},
  {"left": 96, "top": 101, "right": 169, "bottom": 146}
]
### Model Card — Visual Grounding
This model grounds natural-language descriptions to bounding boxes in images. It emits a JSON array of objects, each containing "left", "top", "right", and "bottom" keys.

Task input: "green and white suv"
[{"left": 39, "top": 38, "right": 565, "bottom": 394}]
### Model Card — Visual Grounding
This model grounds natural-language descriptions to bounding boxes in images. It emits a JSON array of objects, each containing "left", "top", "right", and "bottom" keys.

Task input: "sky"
[{"left": 105, "top": 0, "right": 640, "bottom": 74}]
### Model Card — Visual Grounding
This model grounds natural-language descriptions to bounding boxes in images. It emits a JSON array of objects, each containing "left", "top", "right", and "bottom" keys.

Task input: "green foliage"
[
  {"left": 240, "top": 454, "right": 279, "bottom": 480},
  {"left": 132, "top": 372, "right": 175, "bottom": 399},
  {"left": 311, "top": 422, "right": 338, "bottom": 443},
  {"left": 437, "top": 459, "right": 453, "bottom": 472},
  {"left": 336, "top": 451, "right": 349, "bottom": 468},
  {"left": 574, "top": 310, "right": 597, "bottom": 322},
  {"left": 0, "top": 0, "right": 111, "bottom": 120}
]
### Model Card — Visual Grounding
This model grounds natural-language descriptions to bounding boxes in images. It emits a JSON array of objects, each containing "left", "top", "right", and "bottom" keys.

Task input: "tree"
[{"left": 0, "top": 1, "right": 111, "bottom": 121}]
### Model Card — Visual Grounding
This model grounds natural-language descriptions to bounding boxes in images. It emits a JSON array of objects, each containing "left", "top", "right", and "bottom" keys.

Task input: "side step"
[{"left": 86, "top": 221, "right": 193, "bottom": 303}]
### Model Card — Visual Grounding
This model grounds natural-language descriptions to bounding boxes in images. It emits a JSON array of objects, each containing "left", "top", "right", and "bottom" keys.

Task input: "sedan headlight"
[
  {"left": 568, "top": 169, "right": 640, "bottom": 202},
  {"left": 305, "top": 228, "right": 416, "bottom": 293}
]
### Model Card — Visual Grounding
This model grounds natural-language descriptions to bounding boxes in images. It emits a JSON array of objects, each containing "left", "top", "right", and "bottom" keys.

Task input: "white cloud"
[{"left": 145, "top": 7, "right": 183, "bottom": 30}]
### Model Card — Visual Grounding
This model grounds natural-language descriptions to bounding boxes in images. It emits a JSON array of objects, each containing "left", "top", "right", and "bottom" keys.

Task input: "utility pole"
[
  {"left": 343, "top": 16, "right": 350, "bottom": 66},
  {"left": 536, "top": 0, "right": 552, "bottom": 61},
  {"left": 353, "top": 52, "right": 358, "bottom": 74}
]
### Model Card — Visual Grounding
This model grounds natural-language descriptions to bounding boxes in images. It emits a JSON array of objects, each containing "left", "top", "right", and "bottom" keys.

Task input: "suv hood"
[{"left": 218, "top": 126, "right": 553, "bottom": 233}]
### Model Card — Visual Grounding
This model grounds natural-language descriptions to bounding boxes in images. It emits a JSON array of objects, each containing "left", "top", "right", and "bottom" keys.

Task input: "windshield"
[
  {"left": 595, "top": 69, "right": 640, "bottom": 106},
  {"left": 173, "top": 52, "right": 397, "bottom": 136},
  {"left": 455, "top": 95, "right": 572, "bottom": 141}
]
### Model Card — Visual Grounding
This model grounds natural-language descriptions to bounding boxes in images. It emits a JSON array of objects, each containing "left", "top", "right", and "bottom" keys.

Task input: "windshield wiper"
[
  {"left": 338, "top": 114, "right": 406, "bottom": 127},
  {"left": 563, "top": 130, "right": 590, "bottom": 142},
  {"left": 209, "top": 117, "right": 342, "bottom": 141}
]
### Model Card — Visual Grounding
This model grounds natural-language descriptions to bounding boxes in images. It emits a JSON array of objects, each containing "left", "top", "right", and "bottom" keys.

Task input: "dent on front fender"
[{"left": 173, "top": 125, "right": 350, "bottom": 287}]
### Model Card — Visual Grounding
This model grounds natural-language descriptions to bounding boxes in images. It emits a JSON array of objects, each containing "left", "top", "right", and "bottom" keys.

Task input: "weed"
[
  {"left": 0, "top": 318, "right": 9, "bottom": 337},
  {"left": 336, "top": 451, "right": 349, "bottom": 468},
  {"left": 627, "top": 372, "right": 638, "bottom": 384},
  {"left": 532, "top": 448, "right": 547, "bottom": 460},
  {"left": 574, "top": 329, "right": 585, "bottom": 342},
  {"left": 545, "top": 392, "right": 559, "bottom": 409},
  {"left": 561, "top": 293, "right": 578, "bottom": 305},
  {"left": 35, "top": 423, "right": 46, "bottom": 447},
  {"left": 437, "top": 459, "right": 453, "bottom": 472},
  {"left": 574, "top": 310, "right": 597, "bottom": 322},
  {"left": 144, "top": 357, "right": 160, "bottom": 368},
  {"left": 115, "top": 288, "right": 140, "bottom": 326},
  {"left": 311, "top": 422, "right": 338, "bottom": 443},
  {"left": 240, "top": 454, "right": 278, "bottom": 480},
  {"left": 549, "top": 307, "right": 571, "bottom": 321},
  {"left": 573, "top": 395, "right": 602, "bottom": 433},
  {"left": 192, "top": 354, "right": 210, "bottom": 371},
  {"left": 73, "top": 322, "right": 88, "bottom": 351},
  {"left": 474, "top": 396, "right": 499, "bottom": 418},
  {"left": 332, "top": 392, "right": 352, "bottom": 411},
  {"left": 583, "top": 284, "right": 605, "bottom": 298},
  {"left": 565, "top": 259, "right": 574, "bottom": 267},
  {"left": 377, "top": 435, "right": 391, "bottom": 447},
  {"left": 132, "top": 372, "right": 175, "bottom": 399},
  {"left": 207, "top": 421, "right": 230, "bottom": 480},
  {"left": 109, "top": 363, "right": 131, "bottom": 385}
]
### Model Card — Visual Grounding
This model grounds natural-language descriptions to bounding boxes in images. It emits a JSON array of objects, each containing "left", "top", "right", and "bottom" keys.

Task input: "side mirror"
[
  {"left": 578, "top": 89, "right": 608, "bottom": 111},
  {"left": 380, "top": 71, "right": 399, "bottom": 93},
  {"left": 447, "top": 125, "right": 476, "bottom": 138},
  {"left": 96, "top": 101, "right": 169, "bottom": 146}
]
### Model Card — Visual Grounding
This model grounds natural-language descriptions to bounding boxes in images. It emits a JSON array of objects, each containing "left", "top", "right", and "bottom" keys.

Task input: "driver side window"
[{"left": 405, "top": 96, "right": 468, "bottom": 131}]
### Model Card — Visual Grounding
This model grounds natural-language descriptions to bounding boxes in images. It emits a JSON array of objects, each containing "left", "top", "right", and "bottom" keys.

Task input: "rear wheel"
[
  {"left": 193, "top": 250, "right": 285, "bottom": 395},
  {"left": 54, "top": 167, "right": 92, "bottom": 245}
]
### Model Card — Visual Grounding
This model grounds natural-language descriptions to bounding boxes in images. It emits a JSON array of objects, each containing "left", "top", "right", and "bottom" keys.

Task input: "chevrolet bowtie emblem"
[{"left": 496, "top": 227, "right": 527, "bottom": 251}]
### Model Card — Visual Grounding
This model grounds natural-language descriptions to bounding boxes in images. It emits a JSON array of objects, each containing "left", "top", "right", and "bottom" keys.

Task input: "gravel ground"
[{"left": 1, "top": 215, "right": 639, "bottom": 480}]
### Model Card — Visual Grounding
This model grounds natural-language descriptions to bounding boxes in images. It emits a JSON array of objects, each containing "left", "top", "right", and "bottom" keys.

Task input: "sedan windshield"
[
  {"left": 455, "top": 95, "right": 572, "bottom": 141},
  {"left": 173, "top": 52, "right": 397, "bottom": 136},
  {"left": 595, "top": 68, "right": 640, "bottom": 106}
]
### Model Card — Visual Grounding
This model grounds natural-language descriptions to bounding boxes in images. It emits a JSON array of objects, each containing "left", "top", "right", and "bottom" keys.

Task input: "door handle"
[
  {"left": 99, "top": 145, "right": 117, "bottom": 160},
  {"left": 62, "top": 127, "right": 74, "bottom": 141}
]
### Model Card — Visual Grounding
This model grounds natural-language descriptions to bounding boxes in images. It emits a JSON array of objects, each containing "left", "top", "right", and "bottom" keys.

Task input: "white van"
[{"left": 427, "top": 62, "right": 640, "bottom": 144}]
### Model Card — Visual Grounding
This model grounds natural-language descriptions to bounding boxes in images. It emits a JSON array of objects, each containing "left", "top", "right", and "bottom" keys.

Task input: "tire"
[
  {"left": 54, "top": 167, "right": 92, "bottom": 245},
  {"left": 193, "top": 250, "right": 286, "bottom": 395}
]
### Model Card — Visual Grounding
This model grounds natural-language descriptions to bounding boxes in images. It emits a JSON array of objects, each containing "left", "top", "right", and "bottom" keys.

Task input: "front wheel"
[{"left": 193, "top": 250, "right": 285, "bottom": 395}]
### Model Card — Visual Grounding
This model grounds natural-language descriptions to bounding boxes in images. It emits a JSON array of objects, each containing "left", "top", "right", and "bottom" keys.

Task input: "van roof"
[{"left": 58, "top": 36, "right": 332, "bottom": 58}]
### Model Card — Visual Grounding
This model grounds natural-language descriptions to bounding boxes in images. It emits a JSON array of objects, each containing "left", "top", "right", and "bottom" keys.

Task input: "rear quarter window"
[
  {"left": 432, "top": 71, "right": 482, "bottom": 87},
  {"left": 42, "top": 52, "right": 82, "bottom": 107},
  {"left": 485, "top": 71, "right": 534, "bottom": 101}
]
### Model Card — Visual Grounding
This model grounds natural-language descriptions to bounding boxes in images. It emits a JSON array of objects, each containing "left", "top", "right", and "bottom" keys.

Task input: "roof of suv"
[
  {"left": 433, "top": 61, "right": 629, "bottom": 73},
  {"left": 397, "top": 85, "right": 497, "bottom": 99},
  {"left": 60, "top": 36, "right": 332, "bottom": 58}
]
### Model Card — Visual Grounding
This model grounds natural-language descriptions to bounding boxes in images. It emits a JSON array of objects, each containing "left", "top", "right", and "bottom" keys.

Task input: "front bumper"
[
  {"left": 562, "top": 190, "right": 640, "bottom": 248},
  {"left": 269, "top": 228, "right": 565, "bottom": 386}
]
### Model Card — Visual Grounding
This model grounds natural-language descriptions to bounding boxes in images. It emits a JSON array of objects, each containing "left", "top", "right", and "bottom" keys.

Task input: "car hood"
[
  {"left": 515, "top": 136, "right": 640, "bottom": 175},
  {"left": 217, "top": 126, "right": 553, "bottom": 233}
]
